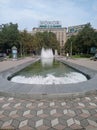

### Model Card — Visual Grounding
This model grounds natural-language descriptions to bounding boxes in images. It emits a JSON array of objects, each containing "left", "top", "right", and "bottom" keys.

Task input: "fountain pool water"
[{"left": 10, "top": 48, "right": 87, "bottom": 84}]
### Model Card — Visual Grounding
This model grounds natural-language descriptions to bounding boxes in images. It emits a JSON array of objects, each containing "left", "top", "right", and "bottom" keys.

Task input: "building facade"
[
  {"left": 67, "top": 23, "right": 89, "bottom": 39},
  {"left": 68, "top": 23, "right": 88, "bottom": 33},
  {"left": 32, "top": 21, "right": 67, "bottom": 47},
  {"left": 0, "top": 24, "right": 4, "bottom": 31}
]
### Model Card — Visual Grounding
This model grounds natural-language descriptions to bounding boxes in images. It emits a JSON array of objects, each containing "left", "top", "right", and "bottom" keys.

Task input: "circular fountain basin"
[
  {"left": 10, "top": 59, "right": 87, "bottom": 85},
  {"left": 0, "top": 57, "right": 97, "bottom": 99}
]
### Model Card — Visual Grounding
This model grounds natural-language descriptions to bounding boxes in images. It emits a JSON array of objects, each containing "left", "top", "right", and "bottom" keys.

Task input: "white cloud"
[{"left": 0, "top": 0, "right": 97, "bottom": 30}]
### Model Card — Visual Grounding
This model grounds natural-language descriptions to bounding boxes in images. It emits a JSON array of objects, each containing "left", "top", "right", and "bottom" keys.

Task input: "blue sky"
[{"left": 0, "top": 0, "right": 97, "bottom": 31}]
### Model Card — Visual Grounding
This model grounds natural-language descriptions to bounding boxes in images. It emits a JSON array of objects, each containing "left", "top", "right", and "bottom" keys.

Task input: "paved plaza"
[
  {"left": 0, "top": 57, "right": 97, "bottom": 130},
  {"left": 0, "top": 57, "right": 35, "bottom": 72},
  {"left": 65, "top": 58, "right": 97, "bottom": 71}
]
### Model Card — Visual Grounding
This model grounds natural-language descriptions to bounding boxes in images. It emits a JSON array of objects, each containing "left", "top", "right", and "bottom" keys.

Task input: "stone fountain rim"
[{"left": 0, "top": 57, "right": 97, "bottom": 99}]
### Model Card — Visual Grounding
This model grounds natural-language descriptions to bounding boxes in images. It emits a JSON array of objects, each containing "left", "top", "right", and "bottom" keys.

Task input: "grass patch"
[{"left": 72, "top": 54, "right": 93, "bottom": 58}]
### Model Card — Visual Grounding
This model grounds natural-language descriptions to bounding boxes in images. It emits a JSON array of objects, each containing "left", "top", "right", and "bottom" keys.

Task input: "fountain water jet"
[
  {"left": 41, "top": 48, "right": 54, "bottom": 58},
  {"left": 41, "top": 48, "right": 54, "bottom": 67}
]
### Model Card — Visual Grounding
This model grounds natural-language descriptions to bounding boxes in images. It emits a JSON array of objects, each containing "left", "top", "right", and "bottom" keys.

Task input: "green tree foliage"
[
  {"left": 64, "top": 23, "right": 97, "bottom": 54},
  {"left": 20, "top": 30, "right": 34, "bottom": 55},
  {"left": 33, "top": 31, "right": 59, "bottom": 54},
  {"left": 0, "top": 22, "right": 59, "bottom": 56},
  {"left": 77, "top": 23, "right": 97, "bottom": 53},
  {"left": 64, "top": 35, "right": 77, "bottom": 54},
  {"left": 33, "top": 32, "right": 44, "bottom": 52},
  {"left": 0, "top": 23, "right": 20, "bottom": 53},
  {"left": 47, "top": 32, "right": 59, "bottom": 50}
]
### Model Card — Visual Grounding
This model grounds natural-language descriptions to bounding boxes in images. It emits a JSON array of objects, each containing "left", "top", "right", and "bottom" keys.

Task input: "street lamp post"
[
  {"left": 70, "top": 41, "right": 72, "bottom": 57},
  {"left": 20, "top": 42, "right": 22, "bottom": 57},
  {"left": 60, "top": 40, "right": 64, "bottom": 56}
]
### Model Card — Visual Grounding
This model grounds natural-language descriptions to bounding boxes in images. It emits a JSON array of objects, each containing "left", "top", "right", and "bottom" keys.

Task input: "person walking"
[{"left": 66, "top": 53, "right": 69, "bottom": 60}]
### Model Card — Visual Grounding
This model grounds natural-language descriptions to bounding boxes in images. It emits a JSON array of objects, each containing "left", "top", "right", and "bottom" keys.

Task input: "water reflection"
[{"left": 41, "top": 58, "right": 53, "bottom": 67}]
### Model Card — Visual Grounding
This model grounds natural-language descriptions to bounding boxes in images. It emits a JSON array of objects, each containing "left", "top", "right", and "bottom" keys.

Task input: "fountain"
[
  {"left": 10, "top": 48, "right": 87, "bottom": 84},
  {"left": 41, "top": 48, "right": 54, "bottom": 67},
  {"left": 41, "top": 48, "right": 54, "bottom": 58}
]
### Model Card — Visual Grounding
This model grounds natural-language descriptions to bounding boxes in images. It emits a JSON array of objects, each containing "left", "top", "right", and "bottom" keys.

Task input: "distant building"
[
  {"left": 67, "top": 23, "right": 89, "bottom": 39},
  {"left": 68, "top": 24, "right": 87, "bottom": 33},
  {"left": 32, "top": 21, "right": 67, "bottom": 48},
  {"left": 0, "top": 24, "right": 4, "bottom": 31},
  {"left": 94, "top": 29, "right": 97, "bottom": 32}
]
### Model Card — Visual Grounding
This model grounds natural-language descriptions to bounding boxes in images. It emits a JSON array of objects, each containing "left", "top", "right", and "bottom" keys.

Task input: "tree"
[
  {"left": 0, "top": 23, "right": 20, "bottom": 54},
  {"left": 33, "top": 32, "right": 44, "bottom": 53},
  {"left": 64, "top": 23, "right": 97, "bottom": 55},
  {"left": 77, "top": 23, "right": 97, "bottom": 53},
  {"left": 33, "top": 31, "right": 59, "bottom": 54},
  {"left": 20, "top": 30, "right": 35, "bottom": 56},
  {"left": 47, "top": 32, "right": 59, "bottom": 51},
  {"left": 0, "top": 23, "right": 59, "bottom": 56},
  {"left": 64, "top": 35, "right": 77, "bottom": 54}
]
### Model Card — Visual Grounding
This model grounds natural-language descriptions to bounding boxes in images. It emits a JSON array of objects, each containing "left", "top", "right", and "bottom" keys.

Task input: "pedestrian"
[{"left": 66, "top": 53, "right": 69, "bottom": 60}]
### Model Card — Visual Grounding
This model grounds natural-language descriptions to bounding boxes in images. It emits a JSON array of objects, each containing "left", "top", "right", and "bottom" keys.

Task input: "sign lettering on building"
[{"left": 39, "top": 21, "right": 61, "bottom": 28}]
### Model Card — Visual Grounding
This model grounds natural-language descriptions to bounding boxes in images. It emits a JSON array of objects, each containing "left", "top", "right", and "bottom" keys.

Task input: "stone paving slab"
[{"left": 0, "top": 94, "right": 97, "bottom": 130}]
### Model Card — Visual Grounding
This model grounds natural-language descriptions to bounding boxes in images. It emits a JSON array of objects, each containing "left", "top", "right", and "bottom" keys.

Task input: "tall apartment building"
[{"left": 32, "top": 21, "right": 67, "bottom": 47}]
